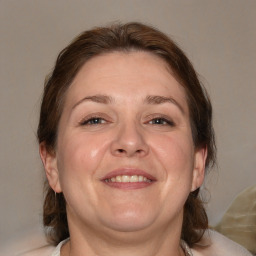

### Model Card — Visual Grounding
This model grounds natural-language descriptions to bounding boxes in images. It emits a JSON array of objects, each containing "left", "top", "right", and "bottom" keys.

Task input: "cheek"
[
  {"left": 144, "top": 132, "right": 196, "bottom": 218},
  {"left": 57, "top": 132, "right": 110, "bottom": 180},
  {"left": 151, "top": 132, "right": 195, "bottom": 180}
]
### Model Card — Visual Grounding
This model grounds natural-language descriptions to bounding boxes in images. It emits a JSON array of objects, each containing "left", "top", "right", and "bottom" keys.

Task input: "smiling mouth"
[
  {"left": 101, "top": 169, "right": 156, "bottom": 189},
  {"left": 104, "top": 175, "right": 152, "bottom": 183}
]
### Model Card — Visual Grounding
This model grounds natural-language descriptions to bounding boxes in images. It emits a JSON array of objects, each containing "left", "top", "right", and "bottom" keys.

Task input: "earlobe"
[
  {"left": 191, "top": 146, "right": 207, "bottom": 192},
  {"left": 39, "top": 142, "right": 62, "bottom": 193}
]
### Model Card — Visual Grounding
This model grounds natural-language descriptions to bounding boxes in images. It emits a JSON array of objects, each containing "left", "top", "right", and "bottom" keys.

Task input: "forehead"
[{"left": 64, "top": 51, "right": 188, "bottom": 111}]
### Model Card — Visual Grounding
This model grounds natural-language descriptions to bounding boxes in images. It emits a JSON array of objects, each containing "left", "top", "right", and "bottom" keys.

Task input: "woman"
[{"left": 24, "top": 22, "right": 252, "bottom": 256}]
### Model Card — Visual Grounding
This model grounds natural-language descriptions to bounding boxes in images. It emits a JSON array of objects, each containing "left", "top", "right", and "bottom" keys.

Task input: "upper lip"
[{"left": 101, "top": 167, "right": 157, "bottom": 181}]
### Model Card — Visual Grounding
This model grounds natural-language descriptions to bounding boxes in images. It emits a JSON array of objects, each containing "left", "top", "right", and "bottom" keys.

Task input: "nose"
[{"left": 110, "top": 122, "right": 149, "bottom": 158}]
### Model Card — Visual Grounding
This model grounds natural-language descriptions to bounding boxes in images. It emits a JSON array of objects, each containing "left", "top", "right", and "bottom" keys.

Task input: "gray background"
[{"left": 1, "top": 0, "right": 255, "bottom": 255}]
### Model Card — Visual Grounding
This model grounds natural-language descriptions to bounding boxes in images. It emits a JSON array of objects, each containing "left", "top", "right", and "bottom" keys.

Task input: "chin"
[{"left": 100, "top": 207, "right": 156, "bottom": 232}]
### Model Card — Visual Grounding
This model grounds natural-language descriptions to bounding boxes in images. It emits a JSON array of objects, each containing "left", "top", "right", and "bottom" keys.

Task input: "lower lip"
[{"left": 102, "top": 181, "right": 154, "bottom": 190}]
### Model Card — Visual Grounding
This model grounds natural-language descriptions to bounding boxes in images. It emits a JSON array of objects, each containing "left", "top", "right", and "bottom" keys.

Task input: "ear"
[
  {"left": 191, "top": 146, "right": 207, "bottom": 192},
  {"left": 39, "top": 142, "right": 62, "bottom": 193}
]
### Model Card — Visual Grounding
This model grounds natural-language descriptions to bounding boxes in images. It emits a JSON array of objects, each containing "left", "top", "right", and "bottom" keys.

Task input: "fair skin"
[{"left": 40, "top": 51, "right": 207, "bottom": 256}]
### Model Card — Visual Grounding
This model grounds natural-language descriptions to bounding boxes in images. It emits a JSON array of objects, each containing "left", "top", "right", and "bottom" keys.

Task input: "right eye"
[{"left": 80, "top": 117, "right": 107, "bottom": 126}]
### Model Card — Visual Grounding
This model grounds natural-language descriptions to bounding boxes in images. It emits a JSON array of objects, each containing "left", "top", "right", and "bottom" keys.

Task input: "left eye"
[{"left": 149, "top": 118, "right": 174, "bottom": 126}]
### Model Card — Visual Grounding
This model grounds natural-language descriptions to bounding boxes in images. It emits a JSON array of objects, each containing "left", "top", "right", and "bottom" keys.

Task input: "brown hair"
[{"left": 38, "top": 22, "right": 216, "bottom": 247}]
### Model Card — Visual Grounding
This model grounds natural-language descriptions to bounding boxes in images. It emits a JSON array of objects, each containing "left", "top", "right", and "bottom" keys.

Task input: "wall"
[{"left": 0, "top": 0, "right": 255, "bottom": 255}]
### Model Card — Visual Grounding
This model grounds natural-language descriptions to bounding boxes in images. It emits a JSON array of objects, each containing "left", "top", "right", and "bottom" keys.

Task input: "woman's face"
[{"left": 42, "top": 51, "right": 206, "bottom": 234}]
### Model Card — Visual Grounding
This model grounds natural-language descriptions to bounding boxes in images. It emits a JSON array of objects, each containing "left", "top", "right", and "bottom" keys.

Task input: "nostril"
[
  {"left": 112, "top": 145, "right": 149, "bottom": 157},
  {"left": 117, "top": 148, "right": 144, "bottom": 154}
]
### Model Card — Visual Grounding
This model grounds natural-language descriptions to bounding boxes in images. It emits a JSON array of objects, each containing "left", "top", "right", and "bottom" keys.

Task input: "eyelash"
[
  {"left": 79, "top": 116, "right": 107, "bottom": 126},
  {"left": 147, "top": 117, "right": 175, "bottom": 126},
  {"left": 79, "top": 115, "right": 175, "bottom": 127}
]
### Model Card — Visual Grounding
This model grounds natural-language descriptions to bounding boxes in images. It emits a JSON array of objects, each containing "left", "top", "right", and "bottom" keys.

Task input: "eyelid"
[
  {"left": 144, "top": 114, "right": 175, "bottom": 126},
  {"left": 78, "top": 113, "right": 111, "bottom": 126},
  {"left": 81, "top": 117, "right": 106, "bottom": 125}
]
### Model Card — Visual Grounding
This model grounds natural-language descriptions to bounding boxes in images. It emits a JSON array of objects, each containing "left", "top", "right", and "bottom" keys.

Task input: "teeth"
[
  {"left": 130, "top": 175, "right": 138, "bottom": 182},
  {"left": 105, "top": 175, "right": 151, "bottom": 183},
  {"left": 122, "top": 175, "right": 130, "bottom": 182}
]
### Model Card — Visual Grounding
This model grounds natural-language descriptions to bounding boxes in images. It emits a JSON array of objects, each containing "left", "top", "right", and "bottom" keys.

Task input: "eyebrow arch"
[
  {"left": 72, "top": 94, "right": 114, "bottom": 110},
  {"left": 145, "top": 95, "right": 185, "bottom": 114}
]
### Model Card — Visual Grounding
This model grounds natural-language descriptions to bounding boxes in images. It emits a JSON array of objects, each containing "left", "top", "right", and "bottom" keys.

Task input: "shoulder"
[
  {"left": 192, "top": 229, "right": 253, "bottom": 256},
  {"left": 18, "top": 239, "right": 68, "bottom": 256},
  {"left": 17, "top": 245, "right": 55, "bottom": 256}
]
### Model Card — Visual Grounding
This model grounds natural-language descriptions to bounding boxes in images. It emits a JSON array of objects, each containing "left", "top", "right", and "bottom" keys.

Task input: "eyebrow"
[
  {"left": 72, "top": 94, "right": 185, "bottom": 114},
  {"left": 145, "top": 95, "right": 185, "bottom": 114},
  {"left": 72, "top": 94, "right": 114, "bottom": 110}
]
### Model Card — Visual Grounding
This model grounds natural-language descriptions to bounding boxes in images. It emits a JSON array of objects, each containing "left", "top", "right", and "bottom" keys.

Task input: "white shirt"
[{"left": 19, "top": 230, "right": 253, "bottom": 256}]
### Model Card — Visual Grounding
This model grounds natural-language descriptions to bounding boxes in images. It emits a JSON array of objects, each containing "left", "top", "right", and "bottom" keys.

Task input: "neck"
[{"left": 62, "top": 213, "right": 185, "bottom": 256}]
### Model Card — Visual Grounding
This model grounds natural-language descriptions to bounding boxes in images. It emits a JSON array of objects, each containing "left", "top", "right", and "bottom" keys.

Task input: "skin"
[{"left": 40, "top": 51, "right": 207, "bottom": 256}]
